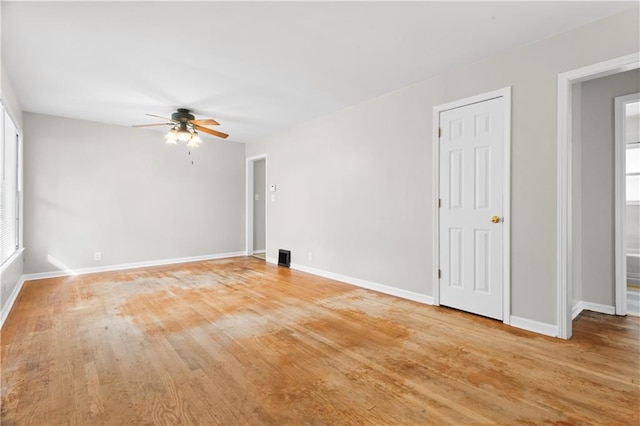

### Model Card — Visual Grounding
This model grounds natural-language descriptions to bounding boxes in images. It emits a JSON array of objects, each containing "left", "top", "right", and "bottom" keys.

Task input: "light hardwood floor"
[{"left": 2, "top": 257, "right": 639, "bottom": 425}]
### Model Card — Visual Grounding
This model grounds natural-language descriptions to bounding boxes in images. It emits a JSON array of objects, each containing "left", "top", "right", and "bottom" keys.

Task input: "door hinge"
[
  {"left": 438, "top": 127, "right": 442, "bottom": 138},
  {"left": 438, "top": 269, "right": 441, "bottom": 279},
  {"left": 438, "top": 198, "right": 441, "bottom": 208}
]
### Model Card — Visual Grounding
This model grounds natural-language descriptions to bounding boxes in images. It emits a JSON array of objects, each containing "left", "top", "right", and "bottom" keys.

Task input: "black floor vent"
[{"left": 278, "top": 249, "right": 291, "bottom": 267}]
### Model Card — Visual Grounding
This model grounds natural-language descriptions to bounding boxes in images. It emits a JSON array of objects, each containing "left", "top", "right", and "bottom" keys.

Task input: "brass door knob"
[{"left": 490, "top": 216, "right": 501, "bottom": 224}]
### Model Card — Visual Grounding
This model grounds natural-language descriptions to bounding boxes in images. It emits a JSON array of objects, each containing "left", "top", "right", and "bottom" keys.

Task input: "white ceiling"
[{"left": 2, "top": 1, "right": 635, "bottom": 143}]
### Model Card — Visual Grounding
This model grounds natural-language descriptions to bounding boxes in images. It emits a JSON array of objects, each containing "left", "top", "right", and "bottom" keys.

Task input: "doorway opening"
[
  {"left": 557, "top": 53, "right": 640, "bottom": 339},
  {"left": 246, "top": 154, "right": 267, "bottom": 260},
  {"left": 616, "top": 94, "right": 640, "bottom": 315}
]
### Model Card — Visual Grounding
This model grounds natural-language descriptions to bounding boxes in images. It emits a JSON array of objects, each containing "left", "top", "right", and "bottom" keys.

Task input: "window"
[
  {"left": 0, "top": 103, "right": 21, "bottom": 266},
  {"left": 627, "top": 143, "right": 640, "bottom": 204}
]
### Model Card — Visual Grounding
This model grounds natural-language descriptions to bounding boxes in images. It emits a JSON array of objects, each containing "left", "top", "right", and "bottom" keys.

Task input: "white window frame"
[
  {"left": 0, "top": 99, "right": 24, "bottom": 272},
  {"left": 626, "top": 143, "right": 640, "bottom": 205}
]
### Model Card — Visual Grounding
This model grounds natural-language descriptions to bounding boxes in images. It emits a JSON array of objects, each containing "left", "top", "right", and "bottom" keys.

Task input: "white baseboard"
[
  {"left": 12, "top": 253, "right": 580, "bottom": 339},
  {"left": 252, "top": 249, "right": 266, "bottom": 254},
  {"left": 266, "top": 258, "right": 434, "bottom": 306},
  {"left": 571, "top": 302, "right": 583, "bottom": 320},
  {"left": 21, "top": 251, "right": 246, "bottom": 282},
  {"left": 627, "top": 290, "right": 640, "bottom": 316},
  {"left": 509, "top": 316, "right": 558, "bottom": 337},
  {"left": 274, "top": 259, "right": 564, "bottom": 338},
  {"left": 571, "top": 300, "right": 616, "bottom": 320},
  {"left": 0, "top": 276, "right": 26, "bottom": 329}
]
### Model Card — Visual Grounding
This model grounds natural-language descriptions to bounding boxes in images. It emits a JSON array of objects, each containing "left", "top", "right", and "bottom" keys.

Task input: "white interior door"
[{"left": 439, "top": 97, "right": 505, "bottom": 320}]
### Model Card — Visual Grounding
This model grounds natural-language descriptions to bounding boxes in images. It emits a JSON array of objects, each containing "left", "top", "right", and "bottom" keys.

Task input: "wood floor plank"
[{"left": 2, "top": 257, "right": 638, "bottom": 425}]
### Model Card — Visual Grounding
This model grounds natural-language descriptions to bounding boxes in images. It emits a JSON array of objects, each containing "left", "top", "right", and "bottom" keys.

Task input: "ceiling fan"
[{"left": 133, "top": 108, "right": 228, "bottom": 147}]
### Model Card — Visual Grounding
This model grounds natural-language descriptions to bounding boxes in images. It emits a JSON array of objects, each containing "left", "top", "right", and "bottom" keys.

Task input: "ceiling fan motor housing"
[{"left": 172, "top": 108, "right": 195, "bottom": 122}]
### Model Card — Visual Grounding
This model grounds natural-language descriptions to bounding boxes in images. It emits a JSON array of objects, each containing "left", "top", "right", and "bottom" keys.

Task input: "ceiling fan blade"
[
  {"left": 132, "top": 123, "right": 173, "bottom": 128},
  {"left": 146, "top": 114, "right": 177, "bottom": 122},
  {"left": 190, "top": 118, "right": 219, "bottom": 126},
  {"left": 194, "top": 124, "right": 229, "bottom": 139}
]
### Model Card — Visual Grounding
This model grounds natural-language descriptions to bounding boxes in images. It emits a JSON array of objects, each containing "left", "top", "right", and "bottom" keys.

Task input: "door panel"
[
  {"left": 474, "top": 146, "right": 490, "bottom": 209},
  {"left": 449, "top": 150, "right": 463, "bottom": 209},
  {"left": 439, "top": 97, "right": 504, "bottom": 320},
  {"left": 449, "top": 228, "right": 463, "bottom": 288}
]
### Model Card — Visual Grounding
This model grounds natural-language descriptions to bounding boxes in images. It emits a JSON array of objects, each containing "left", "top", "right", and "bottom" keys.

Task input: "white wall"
[
  {"left": 628, "top": 207, "right": 640, "bottom": 256},
  {"left": 579, "top": 69, "right": 640, "bottom": 306},
  {"left": 1, "top": 253, "right": 22, "bottom": 320},
  {"left": 24, "top": 113, "right": 245, "bottom": 274},
  {"left": 1, "top": 67, "right": 23, "bottom": 129},
  {"left": 253, "top": 159, "right": 266, "bottom": 252},
  {"left": 627, "top": 112, "right": 640, "bottom": 143},
  {"left": 246, "top": 8, "right": 640, "bottom": 325}
]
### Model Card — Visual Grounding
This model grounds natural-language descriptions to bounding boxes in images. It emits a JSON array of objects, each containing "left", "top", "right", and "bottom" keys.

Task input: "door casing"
[{"left": 432, "top": 87, "right": 512, "bottom": 325}]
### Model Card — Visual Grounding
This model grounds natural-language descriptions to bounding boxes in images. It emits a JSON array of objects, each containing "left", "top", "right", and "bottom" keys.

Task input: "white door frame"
[
  {"left": 615, "top": 93, "right": 640, "bottom": 316},
  {"left": 246, "top": 154, "right": 267, "bottom": 256},
  {"left": 432, "top": 86, "right": 512, "bottom": 324},
  {"left": 556, "top": 53, "right": 640, "bottom": 339}
]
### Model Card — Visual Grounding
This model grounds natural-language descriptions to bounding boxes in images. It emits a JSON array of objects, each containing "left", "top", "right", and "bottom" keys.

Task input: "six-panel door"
[{"left": 439, "top": 97, "right": 504, "bottom": 320}]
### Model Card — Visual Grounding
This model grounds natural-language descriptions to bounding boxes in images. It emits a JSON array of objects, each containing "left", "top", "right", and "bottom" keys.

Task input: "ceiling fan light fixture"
[
  {"left": 177, "top": 128, "right": 192, "bottom": 143},
  {"left": 165, "top": 128, "right": 179, "bottom": 144},
  {"left": 187, "top": 132, "right": 202, "bottom": 148}
]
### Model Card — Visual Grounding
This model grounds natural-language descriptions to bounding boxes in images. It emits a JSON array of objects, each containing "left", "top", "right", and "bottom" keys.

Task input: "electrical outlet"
[
  {"left": 308, "top": 251, "right": 313, "bottom": 261},
  {"left": 94, "top": 252, "right": 101, "bottom": 261}
]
